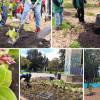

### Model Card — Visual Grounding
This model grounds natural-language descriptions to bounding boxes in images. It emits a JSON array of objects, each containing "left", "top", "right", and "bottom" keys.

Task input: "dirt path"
[
  {"left": 85, "top": 88, "right": 100, "bottom": 100},
  {"left": 52, "top": 8, "right": 100, "bottom": 48}
]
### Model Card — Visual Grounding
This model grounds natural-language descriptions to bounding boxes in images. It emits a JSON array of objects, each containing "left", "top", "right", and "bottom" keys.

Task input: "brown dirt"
[
  {"left": 85, "top": 88, "right": 100, "bottom": 100},
  {"left": 0, "top": 13, "right": 51, "bottom": 48},
  {"left": 20, "top": 79, "right": 83, "bottom": 100}
]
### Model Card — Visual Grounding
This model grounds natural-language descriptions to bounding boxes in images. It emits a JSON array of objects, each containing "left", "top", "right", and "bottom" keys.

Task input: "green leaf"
[
  {"left": 0, "top": 94, "right": 7, "bottom": 100},
  {"left": 0, "top": 66, "right": 12, "bottom": 87},
  {"left": 0, "top": 64, "right": 9, "bottom": 69},
  {"left": 0, "top": 86, "right": 17, "bottom": 100}
]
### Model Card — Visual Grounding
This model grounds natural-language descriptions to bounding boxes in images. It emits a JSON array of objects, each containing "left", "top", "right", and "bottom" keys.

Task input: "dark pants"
[{"left": 77, "top": 7, "right": 84, "bottom": 22}]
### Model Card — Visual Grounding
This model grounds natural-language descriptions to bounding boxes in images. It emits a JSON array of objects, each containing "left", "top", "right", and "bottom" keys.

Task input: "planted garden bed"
[
  {"left": 0, "top": 26, "right": 50, "bottom": 48},
  {"left": 21, "top": 79, "right": 83, "bottom": 100}
]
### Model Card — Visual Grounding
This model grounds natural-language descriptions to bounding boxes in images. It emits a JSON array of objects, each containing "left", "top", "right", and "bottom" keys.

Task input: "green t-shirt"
[
  {"left": 31, "top": 0, "right": 42, "bottom": 5},
  {"left": 53, "top": 0, "right": 63, "bottom": 13}
]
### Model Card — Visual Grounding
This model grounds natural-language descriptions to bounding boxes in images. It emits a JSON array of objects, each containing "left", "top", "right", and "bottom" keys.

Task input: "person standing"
[
  {"left": 53, "top": 0, "right": 64, "bottom": 30},
  {"left": 31, "top": 0, "right": 42, "bottom": 32},
  {"left": 20, "top": 0, "right": 42, "bottom": 33},
  {"left": 73, "top": 0, "right": 87, "bottom": 23}
]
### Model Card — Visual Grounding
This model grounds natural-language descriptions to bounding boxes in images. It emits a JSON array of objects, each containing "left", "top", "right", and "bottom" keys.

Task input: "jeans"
[
  {"left": 33, "top": 4, "right": 41, "bottom": 28},
  {"left": 21, "top": 3, "right": 32, "bottom": 24},
  {"left": 21, "top": 3, "right": 41, "bottom": 28},
  {"left": 54, "top": 12, "right": 63, "bottom": 27}
]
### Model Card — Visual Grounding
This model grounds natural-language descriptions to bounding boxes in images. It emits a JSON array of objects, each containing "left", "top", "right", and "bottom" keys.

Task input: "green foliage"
[
  {"left": 64, "top": 3, "right": 73, "bottom": 8},
  {"left": 0, "top": 86, "right": 17, "bottom": 100},
  {"left": 59, "top": 49, "right": 65, "bottom": 67},
  {"left": 94, "top": 77, "right": 100, "bottom": 82},
  {"left": 24, "top": 49, "right": 48, "bottom": 72},
  {"left": 0, "top": 65, "right": 12, "bottom": 87},
  {"left": 0, "top": 64, "right": 17, "bottom": 100},
  {"left": 52, "top": 18, "right": 72, "bottom": 30},
  {"left": 70, "top": 41, "right": 81, "bottom": 48},
  {"left": 8, "top": 49, "right": 19, "bottom": 64},
  {"left": 86, "top": 12, "right": 95, "bottom": 16},
  {"left": 48, "top": 58, "right": 60, "bottom": 72},
  {"left": 84, "top": 50, "right": 100, "bottom": 82},
  {"left": 6, "top": 28, "right": 18, "bottom": 43},
  {"left": 61, "top": 21, "right": 72, "bottom": 30},
  {"left": 20, "top": 57, "right": 31, "bottom": 70}
]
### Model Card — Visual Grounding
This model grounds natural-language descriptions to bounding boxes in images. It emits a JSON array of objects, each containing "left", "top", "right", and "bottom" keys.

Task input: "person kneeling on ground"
[
  {"left": 0, "top": 5, "right": 7, "bottom": 27},
  {"left": 73, "top": 0, "right": 87, "bottom": 23},
  {"left": 53, "top": 0, "right": 64, "bottom": 30}
]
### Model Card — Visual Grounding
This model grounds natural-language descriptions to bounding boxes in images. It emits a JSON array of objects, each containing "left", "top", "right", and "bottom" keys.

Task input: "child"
[
  {"left": 73, "top": 0, "right": 87, "bottom": 23},
  {"left": 53, "top": 0, "right": 64, "bottom": 30}
]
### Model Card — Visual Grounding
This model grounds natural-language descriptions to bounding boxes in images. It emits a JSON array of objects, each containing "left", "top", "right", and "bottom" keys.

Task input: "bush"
[{"left": 70, "top": 41, "right": 81, "bottom": 48}]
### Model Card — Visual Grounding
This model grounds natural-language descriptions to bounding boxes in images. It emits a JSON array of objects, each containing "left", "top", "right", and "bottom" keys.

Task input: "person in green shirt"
[
  {"left": 53, "top": 0, "right": 64, "bottom": 30},
  {"left": 73, "top": 0, "right": 87, "bottom": 23}
]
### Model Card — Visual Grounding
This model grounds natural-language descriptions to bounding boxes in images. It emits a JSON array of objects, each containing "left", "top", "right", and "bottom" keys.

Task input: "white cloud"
[{"left": 40, "top": 49, "right": 60, "bottom": 61}]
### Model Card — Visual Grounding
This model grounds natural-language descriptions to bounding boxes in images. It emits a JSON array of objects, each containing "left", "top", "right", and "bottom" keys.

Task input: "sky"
[{"left": 20, "top": 48, "right": 60, "bottom": 61}]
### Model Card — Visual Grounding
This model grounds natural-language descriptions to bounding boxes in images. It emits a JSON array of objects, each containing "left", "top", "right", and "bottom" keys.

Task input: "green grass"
[
  {"left": 64, "top": 3, "right": 73, "bottom": 8},
  {"left": 86, "top": 12, "right": 96, "bottom": 16},
  {"left": 64, "top": 0, "right": 98, "bottom": 9},
  {"left": 52, "top": 18, "right": 73, "bottom": 30},
  {"left": 70, "top": 41, "right": 81, "bottom": 48},
  {"left": 52, "top": 18, "right": 73, "bottom": 37}
]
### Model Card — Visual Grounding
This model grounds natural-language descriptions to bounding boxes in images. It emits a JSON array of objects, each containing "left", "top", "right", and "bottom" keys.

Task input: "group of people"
[
  {"left": 53, "top": 0, "right": 87, "bottom": 30},
  {"left": 0, "top": 0, "right": 51, "bottom": 33}
]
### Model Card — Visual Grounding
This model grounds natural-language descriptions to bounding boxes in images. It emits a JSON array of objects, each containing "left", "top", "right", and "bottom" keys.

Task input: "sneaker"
[
  {"left": 55, "top": 26, "right": 61, "bottom": 31},
  {"left": 35, "top": 27, "right": 41, "bottom": 33}
]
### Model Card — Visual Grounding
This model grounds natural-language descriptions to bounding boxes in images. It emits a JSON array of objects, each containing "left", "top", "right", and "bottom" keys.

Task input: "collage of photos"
[{"left": 0, "top": 0, "right": 100, "bottom": 100}]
